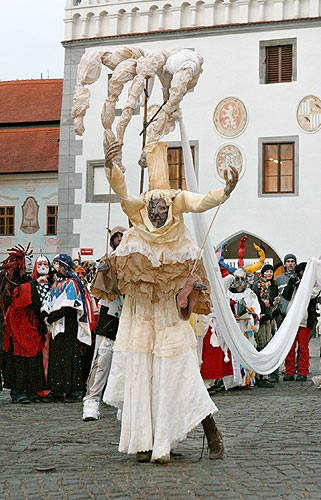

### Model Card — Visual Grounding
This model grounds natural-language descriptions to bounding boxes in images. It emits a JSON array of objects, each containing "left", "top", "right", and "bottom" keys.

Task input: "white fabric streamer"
[{"left": 179, "top": 115, "right": 321, "bottom": 374}]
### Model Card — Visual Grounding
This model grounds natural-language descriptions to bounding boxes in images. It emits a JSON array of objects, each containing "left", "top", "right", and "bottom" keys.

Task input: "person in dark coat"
[
  {"left": 42, "top": 254, "right": 92, "bottom": 402},
  {"left": 252, "top": 264, "right": 279, "bottom": 387}
]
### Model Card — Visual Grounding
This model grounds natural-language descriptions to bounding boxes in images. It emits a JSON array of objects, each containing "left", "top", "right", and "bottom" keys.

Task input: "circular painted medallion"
[
  {"left": 215, "top": 143, "right": 244, "bottom": 184},
  {"left": 297, "top": 95, "right": 321, "bottom": 133},
  {"left": 213, "top": 97, "right": 247, "bottom": 137}
]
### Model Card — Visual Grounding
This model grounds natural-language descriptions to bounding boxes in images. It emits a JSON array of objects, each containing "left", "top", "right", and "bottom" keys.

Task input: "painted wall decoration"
[
  {"left": 215, "top": 143, "right": 244, "bottom": 184},
  {"left": 213, "top": 97, "right": 247, "bottom": 137},
  {"left": 297, "top": 95, "right": 321, "bottom": 133},
  {"left": 20, "top": 196, "right": 40, "bottom": 234}
]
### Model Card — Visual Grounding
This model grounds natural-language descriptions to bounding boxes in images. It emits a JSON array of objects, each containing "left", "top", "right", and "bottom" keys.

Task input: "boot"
[
  {"left": 154, "top": 454, "right": 170, "bottom": 464},
  {"left": 201, "top": 415, "right": 224, "bottom": 460},
  {"left": 135, "top": 450, "right": 152, "bottom": 463}
]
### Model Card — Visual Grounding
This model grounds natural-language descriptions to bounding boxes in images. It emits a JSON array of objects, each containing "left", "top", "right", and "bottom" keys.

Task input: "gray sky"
[{"left": 1, "top": 0, "right": 66, "bottom": 81}]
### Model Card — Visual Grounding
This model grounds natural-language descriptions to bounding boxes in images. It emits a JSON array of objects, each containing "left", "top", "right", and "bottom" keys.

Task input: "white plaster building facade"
[{"left": 58, "top": 0, "right": 321, "bottom": 264}]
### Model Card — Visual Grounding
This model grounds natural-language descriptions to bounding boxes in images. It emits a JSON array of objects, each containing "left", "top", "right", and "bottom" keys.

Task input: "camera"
[{"left": 289, "top": 273, "right": 300, "bottom": 286}]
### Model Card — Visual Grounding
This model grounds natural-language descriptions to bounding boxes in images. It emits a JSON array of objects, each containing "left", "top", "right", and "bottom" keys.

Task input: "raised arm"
[
  {"left": 104, "top": 142, "right": 144, "bottom": 218},
  {"left": 176, "top": 166, "right": 238, "bottom": 213},
  {"left": 178, "top": 187, "right": 226, "bottom": 213}
]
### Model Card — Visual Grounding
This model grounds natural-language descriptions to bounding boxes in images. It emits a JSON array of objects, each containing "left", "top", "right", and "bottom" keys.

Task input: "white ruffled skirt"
[{"left": 103, "top": 295, "right": 217, "bottom": 461}]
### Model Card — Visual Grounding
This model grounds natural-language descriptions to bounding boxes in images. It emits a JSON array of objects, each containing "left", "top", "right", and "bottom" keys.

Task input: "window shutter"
[
  {"left": 266, "top": 45, "right": 292, "bottom": 83},
  {"left": 280, "top": 45, "right": 292, "bottom": 82},
  {"left": 266, "top": 46, "right": 279, "bottom": 83}
]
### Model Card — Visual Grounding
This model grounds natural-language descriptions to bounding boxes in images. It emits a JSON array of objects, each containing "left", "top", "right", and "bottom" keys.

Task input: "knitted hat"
[
  {"left": 283, "top": 253, "right": 297, "bottom": 264},
  {"left": 261, "top": 264, "right": 273, "bottom": 275}
]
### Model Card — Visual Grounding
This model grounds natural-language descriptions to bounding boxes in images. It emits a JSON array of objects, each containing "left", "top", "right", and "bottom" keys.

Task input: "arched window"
[
  {"left": 100, "top": 11, "right": 109, "bottom": 36},
  {"left": 196, "top": 1, "right": 205, "bottom": 25},
  {"left": 130, "top": 8, "right": 140, "bottom": 33},
  {"left": 163, "top": 4, "right": 172, "bottom": 29},
  {"left": 118, "top": 9, "right": 128, "bottom": 34},
  {"left": 86, "top": 12, "right": 95, "bottom": 37},
  {"left": 72, "top": 13, "right": 82, "bottom": 39},
  {"left": 148, "top": 5, "right": 159, "bottom": 31},
  {"left": 181, "top": 2, "right": 191, "bottom": 28}
]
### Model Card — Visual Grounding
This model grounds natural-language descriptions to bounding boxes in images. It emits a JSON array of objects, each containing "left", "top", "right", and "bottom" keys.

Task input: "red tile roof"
[
  {"left": 0, "top": 127, "right": 60, "bottom": 173},
  {"left": 0, "top": 79, "right": 63, "bottom": 124}
]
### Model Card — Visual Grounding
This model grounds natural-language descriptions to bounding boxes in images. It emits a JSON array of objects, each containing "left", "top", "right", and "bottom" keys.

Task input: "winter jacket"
[
  {"left": 252, "top": 279, "right": 279, "bottom": 323},
  {"left": 275, "top": 270, "right": 296, "bottom": 316},
  {"left": 283, "top": 279, "right": 319, "bottom": 329}
]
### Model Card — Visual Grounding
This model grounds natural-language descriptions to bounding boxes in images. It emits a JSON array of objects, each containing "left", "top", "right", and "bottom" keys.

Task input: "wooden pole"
[
  {"left": 106, "top": 170, "right": 112, "bottom": 256},
  {"left": 139, "top": 78, "right": 150, "bottom": 194},
  {"left": 139, "top": 100, "right": 166, "bottom": 137}
]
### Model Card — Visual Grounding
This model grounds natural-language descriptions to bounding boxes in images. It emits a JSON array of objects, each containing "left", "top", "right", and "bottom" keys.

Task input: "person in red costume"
[
  {"left": 0, "top": 244, "right": 47, "bottom": 403},
  {"left": 200, "top": 269, "right": 234, "bottom": 388}
]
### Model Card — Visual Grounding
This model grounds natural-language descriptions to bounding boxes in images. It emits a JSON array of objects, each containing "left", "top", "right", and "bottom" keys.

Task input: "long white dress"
[{"left": 104, "top": 295, "right": 217, "bottom": 460}]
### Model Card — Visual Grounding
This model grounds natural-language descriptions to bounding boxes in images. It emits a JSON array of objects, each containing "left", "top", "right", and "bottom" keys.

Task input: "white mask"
[
  {"left": 24, "top": 255, "right": 33, "bottom": 275},
  {"left": 36, "top": 256, "right": 49, "bottom": 276}
]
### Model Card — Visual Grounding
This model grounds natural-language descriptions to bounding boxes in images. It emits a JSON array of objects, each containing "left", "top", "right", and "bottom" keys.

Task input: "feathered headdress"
[
  {"left": 0, "top": 243, "right": 33, "bottom": 280},
  {"left": 0, "top": 243, "right": 33, "bottom": 315}
]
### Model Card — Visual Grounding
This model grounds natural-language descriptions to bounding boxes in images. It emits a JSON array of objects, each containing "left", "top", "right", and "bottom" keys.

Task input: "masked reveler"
[
  {"left": 82, "top": 226, "right": 126, "bottom": 421},
  {"left": 200, "top": 268, "right": 235, "bottom": 390},
  {"left": 226, "top": 268, "right": 261, "bottom": 389},
  {"left": 42, "top": 254, "right": 92, "bottom": 402},
  {"left": 32, "top": 254, "right": 54, "bottom": 398},
  {"left": 0, "top": 244, "right": 47, "bottom": 403},
  {"left": 32, "top": 255, "right": 52, "bottom": 304},
  {"left": 102, "top": 141, "right": 238, "bottom": 463},
  {"left": 201, "top": 242, "right": 265, "bottom": 391}
]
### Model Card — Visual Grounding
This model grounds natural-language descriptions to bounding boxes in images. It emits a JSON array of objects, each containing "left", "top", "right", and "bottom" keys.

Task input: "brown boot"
[
  {"left": 201, "top": 415, "right": 224, "bottom": 459},
  {"left": 136, "top": 450, "right": 152, "bottom": 463},
  {"left": 154, "top": 454, "right": 170, "bottom": 464}
]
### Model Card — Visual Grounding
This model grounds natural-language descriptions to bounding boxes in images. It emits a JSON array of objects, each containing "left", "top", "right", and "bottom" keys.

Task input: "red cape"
[
  {"left": 2, "top": 281, "right": 44, "bottom": 357},
  {"left": 201, "top": 327, "right": 233, "bottom": 380}
]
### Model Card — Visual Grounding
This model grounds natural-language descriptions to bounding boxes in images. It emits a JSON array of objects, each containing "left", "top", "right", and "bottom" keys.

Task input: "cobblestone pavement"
[{"left": 1, "top": 338, "right": 321, "bottom": 500}]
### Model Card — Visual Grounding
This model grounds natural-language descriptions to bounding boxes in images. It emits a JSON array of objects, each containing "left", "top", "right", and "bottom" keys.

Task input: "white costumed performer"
[{"left": 102, "top": 140, "right": 238, "bottom": 463}]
